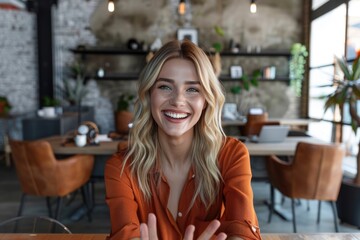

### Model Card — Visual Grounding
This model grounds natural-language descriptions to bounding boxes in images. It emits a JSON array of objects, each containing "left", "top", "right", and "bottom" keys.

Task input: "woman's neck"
[{"left": 157, "top": 131, "right": 193, "bottom": 170}]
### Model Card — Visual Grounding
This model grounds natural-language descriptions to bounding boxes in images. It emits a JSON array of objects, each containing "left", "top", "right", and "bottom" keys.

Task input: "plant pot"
[
  {"left": 336, "top": 179, "right": 360, "bottom": 228},
  {"left": 115, "top": 111, "right": 133, "bottom": 134},
  {"left": 0, "top": 102, "right": 6, "bottom": 115}
]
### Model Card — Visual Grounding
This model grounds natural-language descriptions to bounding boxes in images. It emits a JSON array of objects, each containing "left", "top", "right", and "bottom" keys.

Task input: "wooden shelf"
[
  {"left": 71, "top": 46, "right": 292, "bottom": 82},
  {"left": 70, "top": 46, "right": 290, "bottom": 57},
  {"left": 219, "top": 50, "right": 291, "bottom": 58},
  {"left": 220, "top": 76, "right": 290, "bottom": 82},
  {"left": 70, "top": 46, "right": 148, "bottom": 55}
]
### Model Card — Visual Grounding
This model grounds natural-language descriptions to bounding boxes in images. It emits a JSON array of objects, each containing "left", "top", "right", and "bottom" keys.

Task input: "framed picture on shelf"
[
  {"left": 230, "top": 66, "right": 243, "bottom": 78},
  {"left": 177, "top": 28, "right": 198, "bottom": 45}
]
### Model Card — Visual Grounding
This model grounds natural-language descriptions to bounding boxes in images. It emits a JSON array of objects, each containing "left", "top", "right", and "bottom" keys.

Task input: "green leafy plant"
[
  {"left": 324, "top": 56, "right": 360, "bottom": 184},
  {"left": 289, "top": 43, "right": 308, "bottom": 97},
  {"left": 63, "top": 61, "right": 89, "bottom": 105},
  {"left": 230, "top": 70, "right": 261, "bottom": 95},
  {"left": 0, "top": 96, "right": 12, "bottom": 114},
  {"left": 42, "top": 96, "right": 60, "bottom": 107},
  {"left": 117, "top": 94, "right": 135, "bottom": 112}
]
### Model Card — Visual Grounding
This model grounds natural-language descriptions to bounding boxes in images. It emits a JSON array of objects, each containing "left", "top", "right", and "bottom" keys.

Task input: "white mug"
[{"left": 74, "top": 134, "right": 87, "bottom": 147}]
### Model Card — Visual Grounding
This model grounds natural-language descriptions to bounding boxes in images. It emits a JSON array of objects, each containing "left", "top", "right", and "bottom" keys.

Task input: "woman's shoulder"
[
  {"left": 218, "top": 136, "right": 249, "bottom": 166},
  {"left": 222, "top": 136, "right": 248, "bottom": 152}
]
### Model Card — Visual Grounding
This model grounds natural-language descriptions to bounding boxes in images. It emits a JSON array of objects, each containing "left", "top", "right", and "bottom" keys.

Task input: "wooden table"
[
  {"left": 44, "top": 135, "right": 121, "bottom": 155},
  {"left": 245, "top": 136, "right": 326, "bottom": 156},
  {"left": 1, "top": 233, "right": 360, "bottom": 240},
  {"left": 222, "top": 118, "right": 316, "bottom": 127},
  {"left": 45, "top": 135, "right": 323, "bottom": 157}
]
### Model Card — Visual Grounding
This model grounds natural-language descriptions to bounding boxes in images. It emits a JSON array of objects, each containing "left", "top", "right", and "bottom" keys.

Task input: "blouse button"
[
  {"left": 191, "top": 174, "right": 195, "bottom": 178},
  {"left": 178, "top": 212, "right": 183, "bottom": 217}
]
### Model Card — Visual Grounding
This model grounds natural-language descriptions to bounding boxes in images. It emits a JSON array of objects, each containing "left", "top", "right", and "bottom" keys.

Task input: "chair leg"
[
  {"left": 54, "top": 197, "right": 63, "bottom": 220},
  {"left": 307, "top": 200, "right": 310, "bottom": 211},
  {"left": 81, "top": 183, "right": 93, "bottom": 222},
  {"left": 291, "top": 199, "right": 297, "bottom": 233},
  {"left": 17, "top": 193, "right": 26, "bottom": 217},
  {"left": 268, "top": 184, "right": 275, "bottom": 223},
  {"left": 317, "top": 200, "right": 322, "bottom": 224},
  {"left": 46, "top": 197, "right": 53, "bottom": 218},
  {"left": 330, "top": 201, "right": 339, "bottom": 232}
]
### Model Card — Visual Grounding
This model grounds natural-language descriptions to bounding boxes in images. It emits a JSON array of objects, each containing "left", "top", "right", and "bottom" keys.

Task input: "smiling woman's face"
[{"left": 150, "top": 58, "right": 206, "bottom": 139}]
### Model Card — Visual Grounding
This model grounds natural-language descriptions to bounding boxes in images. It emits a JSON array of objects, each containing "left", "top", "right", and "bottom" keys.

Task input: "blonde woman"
[{"left": 105, "top": 40, "right": 261, "bottom": 240}]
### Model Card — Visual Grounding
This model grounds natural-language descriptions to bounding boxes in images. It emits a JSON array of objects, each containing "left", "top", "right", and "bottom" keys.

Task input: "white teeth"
[{"left": 164, "top": 112, "right": 188, "bottom": 119}]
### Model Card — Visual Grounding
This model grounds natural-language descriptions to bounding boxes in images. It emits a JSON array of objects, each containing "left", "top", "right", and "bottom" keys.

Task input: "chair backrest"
[
  {"left": 291, "top": 142, "right": 345, "bottom": 200},
  {"left": 9, "top": 140, "right": 57, "bottom": 196},
  {"left": 243, "top": 112, "right": 269, "bottom": 136},
  {"left": 0, "top": 215, "right": 71, "bottom": 233}
]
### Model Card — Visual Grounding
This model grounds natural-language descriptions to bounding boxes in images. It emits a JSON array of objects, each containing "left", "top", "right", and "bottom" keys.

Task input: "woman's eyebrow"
[{"left": 156, "top": 78, "right": 200, "bottom": 85}]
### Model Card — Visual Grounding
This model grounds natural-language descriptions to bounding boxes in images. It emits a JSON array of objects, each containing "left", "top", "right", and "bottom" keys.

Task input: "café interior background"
[{"left": 0, "top": 0, "right": 303, "bottom": 137}]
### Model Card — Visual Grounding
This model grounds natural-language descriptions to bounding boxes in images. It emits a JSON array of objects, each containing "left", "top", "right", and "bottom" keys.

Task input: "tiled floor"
[{"left": 0, "top": 160, "right": 360, "bottom": 235}]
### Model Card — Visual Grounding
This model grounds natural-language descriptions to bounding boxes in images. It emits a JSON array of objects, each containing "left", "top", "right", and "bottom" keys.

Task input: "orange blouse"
[{"left": 105, "top": 137, "right": 261, "bottom": 239}]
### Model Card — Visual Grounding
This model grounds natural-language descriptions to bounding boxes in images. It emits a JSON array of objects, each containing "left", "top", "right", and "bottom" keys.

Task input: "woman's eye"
[
  {"left": 158, "top": 85, "right": 171, "bottom": 91},
  {"left": 187, "top": 87, "right": 199, "bottom": 93}
]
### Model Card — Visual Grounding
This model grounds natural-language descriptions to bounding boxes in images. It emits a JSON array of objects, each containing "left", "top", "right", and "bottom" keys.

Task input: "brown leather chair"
[
  {"left": 267, "top": 141, "right": 345, "bottom": 233},
  {"left": 243, "top": 112, "right": 268, "bottom": 136},
  {"left": 9, "top": 139, "right": 95, "bottom": 221}
]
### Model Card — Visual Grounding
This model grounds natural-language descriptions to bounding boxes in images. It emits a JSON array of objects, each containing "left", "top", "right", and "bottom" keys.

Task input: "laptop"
[{"left": 249, "top": 125, "right": 290, "bottom": 143}]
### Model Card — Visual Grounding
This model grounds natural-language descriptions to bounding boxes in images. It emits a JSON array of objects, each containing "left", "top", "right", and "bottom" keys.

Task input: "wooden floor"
[{"left": 0, "top": 160, "right": 360, "bottom": 235}]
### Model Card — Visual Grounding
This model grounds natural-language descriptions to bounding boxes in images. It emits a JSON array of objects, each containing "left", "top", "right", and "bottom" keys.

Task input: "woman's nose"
[{"left": 169, "top": 91, "right": 186, "bottom": 106}]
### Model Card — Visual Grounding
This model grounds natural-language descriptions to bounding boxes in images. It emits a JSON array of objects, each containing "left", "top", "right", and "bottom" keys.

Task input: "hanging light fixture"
[
  {"left": 108, "top": 0, "right": 115, "bottom": 13},
  {"left": 250, "top": 0, "right": 257, "bottom": 13},
  {"left": 178, "top": 0, "right": 186, "bottom": 15}
]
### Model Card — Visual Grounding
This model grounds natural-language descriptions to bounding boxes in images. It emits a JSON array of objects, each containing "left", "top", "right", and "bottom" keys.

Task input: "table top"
[
  {"left": 244, "top": 136, "right": 326, "bottom": 156},
  {"left": 222, "top": 118, "right": 316, "bottom": 127},
  {"left": 44, "top": 135, "right": 121, "bottom": 155},
  {"left": 44, "top": 135, "right": 324, "bottom": 157},
  {"left": 1, "top": 233, "right": 360, "bottom": 240}
]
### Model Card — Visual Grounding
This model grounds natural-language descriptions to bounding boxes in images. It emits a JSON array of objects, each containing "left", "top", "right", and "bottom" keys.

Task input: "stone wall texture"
[{"left": 0, "top": 0, "right": 304, "bottom": 145}]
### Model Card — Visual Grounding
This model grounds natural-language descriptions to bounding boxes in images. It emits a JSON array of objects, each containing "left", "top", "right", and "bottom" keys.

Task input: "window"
[{"left": 308, "top": 0, "right": 360, "bottom": 150}]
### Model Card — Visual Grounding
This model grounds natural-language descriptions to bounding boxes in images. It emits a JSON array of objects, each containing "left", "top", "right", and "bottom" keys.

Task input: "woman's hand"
[{"left": 140, "top": 213, "right": 227, "bottom": 240}]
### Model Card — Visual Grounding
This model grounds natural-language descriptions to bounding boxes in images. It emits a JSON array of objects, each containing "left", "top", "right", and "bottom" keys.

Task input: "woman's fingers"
[
  {"left": 196, "top": 220, "right": 227, "bottom": 240},
  {"left": 184, "top": 225, "right": 195, "bottom": 240},
  {"left": 215, "top": 232, "right": 227, "bottom": 240},
  {"left": 140, "top": 213, "right": 158, "bottom": 240},
  {"left": 147, "top": 213, "right": 158, "bottom": 239},
  {"left": 140, "top": 223, "right": 149, "bottom": 239}
]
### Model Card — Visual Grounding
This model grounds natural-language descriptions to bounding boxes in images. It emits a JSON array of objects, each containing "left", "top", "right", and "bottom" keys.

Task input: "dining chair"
[
  {"left": 243, "top": 112, "right": 268, "bottom": 136},
  {"left": 267, "top": 141, "right": 345, "bottom": 233},
  {"left": 9, "top": 139, "right": 94, "bottom": 221},
  {"left": 0, "top": 215, "right": 71, "bottom": 233}
]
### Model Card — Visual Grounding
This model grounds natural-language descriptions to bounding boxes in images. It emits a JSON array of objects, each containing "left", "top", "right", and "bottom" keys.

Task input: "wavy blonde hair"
[{"left": 123, "top": 40, "right": 226, "bottom": 208}]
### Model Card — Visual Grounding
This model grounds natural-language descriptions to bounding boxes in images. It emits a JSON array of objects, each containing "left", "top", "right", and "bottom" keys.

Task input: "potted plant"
[
  {"left": 114, "top": 93, "right": 134, "bottom": 134},
  {"left": 41, "top": 96, "right": 61, "bottom": 117},
  {"left": 0, "top": 96, "right": 11, "bottom": 115},
  {"left": 323, "top": 54, "right": 360, "bottom": 227},
  {"left": 62, "top": 61, "right": 89, "bottom": 106}
]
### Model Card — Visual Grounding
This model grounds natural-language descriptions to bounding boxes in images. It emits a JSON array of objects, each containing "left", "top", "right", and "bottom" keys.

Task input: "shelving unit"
[{"left": 70, "top": 46, "right": 292, "bottom": 82}]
